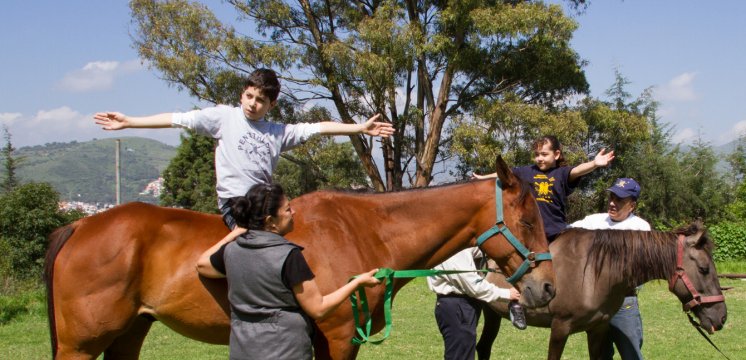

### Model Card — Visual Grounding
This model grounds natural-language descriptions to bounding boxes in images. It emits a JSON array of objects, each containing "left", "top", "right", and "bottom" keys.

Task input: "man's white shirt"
[
  {"left": 570, "top": 213, "right": 651, "bottom": 231},
  {"left": 427, "top": 247, "right": 511, "bottom": 303}
]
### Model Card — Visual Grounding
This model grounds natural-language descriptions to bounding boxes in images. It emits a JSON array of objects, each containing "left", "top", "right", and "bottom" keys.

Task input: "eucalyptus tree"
[{"left": 130, "top": 0, "right": 588, "bottom": 190}]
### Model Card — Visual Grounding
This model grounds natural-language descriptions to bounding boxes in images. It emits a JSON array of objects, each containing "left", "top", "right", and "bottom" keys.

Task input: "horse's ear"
[
  {"left": 694, "top": 217, "right": 704, "bottom": 231},
  {"left": 495, "top": 155, "right": 515, "bottom": 188},
  {"left": 685, "top": 218, "right": 707, "bottom": 248}
]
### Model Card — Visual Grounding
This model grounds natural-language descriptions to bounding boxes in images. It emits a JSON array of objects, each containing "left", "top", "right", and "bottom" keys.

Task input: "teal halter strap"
[{"left": 475, "top": 178, "right": 552, "bottom": 284}]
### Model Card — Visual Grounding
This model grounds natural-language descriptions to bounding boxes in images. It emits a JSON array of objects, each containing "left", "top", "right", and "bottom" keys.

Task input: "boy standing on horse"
[
  {"left": 570, "top": 177, "right": 651, "bottom": 360},
  {"left": 94, "top": 68, "right": 394, "bottom": 230}
]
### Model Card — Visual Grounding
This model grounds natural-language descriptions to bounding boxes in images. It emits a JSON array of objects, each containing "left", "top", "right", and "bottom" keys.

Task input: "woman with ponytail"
[{"left": 196, "top": 183, "right": 380, "bottom": 359}]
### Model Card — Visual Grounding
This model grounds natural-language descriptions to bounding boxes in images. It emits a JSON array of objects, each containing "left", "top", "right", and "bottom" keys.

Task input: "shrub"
[
  {"left": 708, "top": 222, "right": 746, "bottom": 261},
  {"left": 0, "top": 182, "right": 84, "bottom": 280}
]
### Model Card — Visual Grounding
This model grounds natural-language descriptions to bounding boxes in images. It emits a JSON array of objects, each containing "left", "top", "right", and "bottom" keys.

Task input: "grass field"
[{"left": 1, "top": 272, "right": 744, "bottom": 359}]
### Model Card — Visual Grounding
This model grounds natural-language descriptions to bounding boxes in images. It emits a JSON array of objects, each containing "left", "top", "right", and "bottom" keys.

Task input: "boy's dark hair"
[
  {"left": 230, "top": 183, "right": 286, "bottom": 230},
  {"left": 531, "top": 135, "right": 567, "bottom": 167},
  {"left": 244, "top": 68, "right": 281, "bottom": 102}
]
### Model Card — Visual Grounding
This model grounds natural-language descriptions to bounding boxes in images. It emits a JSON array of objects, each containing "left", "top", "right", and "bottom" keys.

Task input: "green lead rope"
[{"left": 349, "top": 267, "right": 490, "bottom": 345}]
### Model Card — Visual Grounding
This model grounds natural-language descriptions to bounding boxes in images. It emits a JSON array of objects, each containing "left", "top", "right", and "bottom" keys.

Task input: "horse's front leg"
[
  {"left": 585, "top": 325, "right": 612, "bottom": 360},
  {"left": 313, "top": 320, "right": 360, "bottom": 360},
  {"left": 476, "top": 304, "right": 502, "bottom": 360},
  {"left": 547, "top": 318, "right": 572, "bottom": 360}
]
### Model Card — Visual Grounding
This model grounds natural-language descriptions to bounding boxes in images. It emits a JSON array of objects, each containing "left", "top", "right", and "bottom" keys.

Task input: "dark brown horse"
[
  {"left": 475, "top": 222, "right": 727, "bottom": 360},
  {"left": 44, "top": 156, "right": 555, "bottom": 359}
]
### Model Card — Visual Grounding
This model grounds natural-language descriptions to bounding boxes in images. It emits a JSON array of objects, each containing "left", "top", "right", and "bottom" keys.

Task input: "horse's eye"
[
  {"left": 699, "top": 266, "right": 710, "bottom": 275},
  {"left": 520, "top": 220, "right": 534, "bottom": 230}
]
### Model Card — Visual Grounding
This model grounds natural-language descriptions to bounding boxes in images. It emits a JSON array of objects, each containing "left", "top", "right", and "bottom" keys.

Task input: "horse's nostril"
[
  {"left": 544, "top": 282, "right": 556, "bottom": 297},
  {"left": 722, "top": 315, "right": 727, "bottom": 325}
]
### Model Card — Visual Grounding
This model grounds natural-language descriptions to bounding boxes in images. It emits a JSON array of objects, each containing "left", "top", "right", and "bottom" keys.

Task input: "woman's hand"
[{"left": 355, "top": 269, "right": 382, "bottom": 287}]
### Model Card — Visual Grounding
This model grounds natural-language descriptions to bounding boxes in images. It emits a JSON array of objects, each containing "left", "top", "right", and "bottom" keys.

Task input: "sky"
[{"left": 1, "top": 1, "right": 745, "bottom": 149}]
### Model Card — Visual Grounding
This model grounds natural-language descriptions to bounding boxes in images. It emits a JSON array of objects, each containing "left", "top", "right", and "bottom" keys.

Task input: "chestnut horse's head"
[
  {"left": 476, "top": 155, "right": 555, "bottom": 308},
  {"left": 669, "top": 220, "right": 727, "bottom": 334}
]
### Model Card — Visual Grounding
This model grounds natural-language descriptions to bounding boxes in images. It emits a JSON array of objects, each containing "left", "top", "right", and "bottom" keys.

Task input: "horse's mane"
[
  {"left": 320, "top": 178, "right": 532, "bottom": 203},
  {"left": 324, "top": 178, "right": 474, "bottom": 195},
  {"left": 583, "top": 229, "right": 680, "bottom": 287}
]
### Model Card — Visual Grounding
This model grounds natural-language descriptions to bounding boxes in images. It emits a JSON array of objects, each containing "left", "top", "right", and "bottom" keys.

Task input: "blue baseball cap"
[{"left": 607, "top": 178, "right": 641, "bottom": 200}]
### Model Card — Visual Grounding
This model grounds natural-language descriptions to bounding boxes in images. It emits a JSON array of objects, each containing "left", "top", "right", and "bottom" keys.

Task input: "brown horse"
[
  {"left": 44, "top": 156, "right": 555, "bottom": 359},
  {"left": 475, "top": 222, "right": 727, "bottom": 360}
]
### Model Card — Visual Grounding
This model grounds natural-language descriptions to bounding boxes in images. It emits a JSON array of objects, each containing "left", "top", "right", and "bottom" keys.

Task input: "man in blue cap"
[
  {"left": 570, "top": 177, "right": 650, "bottom": 360},
  {"left": 571, "top": 177, "right": 650, "bottom": 231}
]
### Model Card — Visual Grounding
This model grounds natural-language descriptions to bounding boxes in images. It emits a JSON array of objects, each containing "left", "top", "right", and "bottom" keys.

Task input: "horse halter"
[
  {"left": 668, "top": 234, "right": 725, "bottom": 312},
  {"left": 476, "top": 178, "right": 552, "bottom": 285}
]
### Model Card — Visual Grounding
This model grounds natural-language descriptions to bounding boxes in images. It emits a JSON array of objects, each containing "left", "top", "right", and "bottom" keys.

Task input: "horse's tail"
[{"left": 44, "top": 223, "right": 77, "bottom": 359}]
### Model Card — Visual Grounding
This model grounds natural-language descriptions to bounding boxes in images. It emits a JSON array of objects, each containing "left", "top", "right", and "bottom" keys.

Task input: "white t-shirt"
[
  {"left": 172, "top": 105, "right": 321, "bottom": 205},
  {"left": 570, "top": 212, "right": 651, "bottom": 231}
]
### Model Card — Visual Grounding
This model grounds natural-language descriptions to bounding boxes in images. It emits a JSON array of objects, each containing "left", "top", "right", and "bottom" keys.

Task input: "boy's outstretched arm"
[
  {"left": 94, "top": 112, "right": 173, "bottom": 130},
  {"left": 569, "top": 148, "right": 615, "bottom": 182},
  {"left": 317, "top": 113, "right": 395, "bottom": 137}
]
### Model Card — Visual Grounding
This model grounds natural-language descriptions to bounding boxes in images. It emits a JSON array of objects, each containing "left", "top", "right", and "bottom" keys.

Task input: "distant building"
[
  {"left": 59, "top": 201, "right": 115, "bottom": 215},
  {"left": 139, "top": 177, "right": 165, "bottom": 198}
]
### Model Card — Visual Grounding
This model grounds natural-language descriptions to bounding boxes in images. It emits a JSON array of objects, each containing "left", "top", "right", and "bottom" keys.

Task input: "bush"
[
  {"left": 0, "top": 182, "right": 84, "bottom": 280},
  {"left": 708, "top": 222, "right": 746, "bottom": 261}
]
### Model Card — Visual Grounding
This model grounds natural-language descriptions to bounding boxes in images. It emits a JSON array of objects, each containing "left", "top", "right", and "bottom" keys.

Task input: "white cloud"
[
  {"left": 731, "top": 120, "right": 746, "bottom": 136},
  {"left": 82, "top": 61, "right": 119, "bottom": 72},
  {"left": 0, "top": 112, "right": 23, "bottom": 126},
  {"left": 718, "top": 120, "right": 746, "bottom": 144},
  {"left": 654, "top": 72, "right": 698, "bottom": 102},
  {"left": 119, "top": 59, "right": 145, "bottom": 72},
  {"left": 3, "top": 106, "right": 183, "bottom": 148},
  {"left": 1, "top": 107, "right": 88, "bottom": 147},
  {"left": 672, "top": 127, "right": 697, "bottom": 144},
  {"left": 655, "top": 105, "right": 675, "bottom": 119},
  {"left": 29, "top": 106, "right": 85, "bottom": 129},
  {"left": 57, "top": 59, "right": 143, "bottom": 92}
]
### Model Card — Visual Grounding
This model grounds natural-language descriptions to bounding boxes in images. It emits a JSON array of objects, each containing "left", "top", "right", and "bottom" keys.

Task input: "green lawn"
[{"left": 2, "top": 274, "right": 744, "bottom": 359}]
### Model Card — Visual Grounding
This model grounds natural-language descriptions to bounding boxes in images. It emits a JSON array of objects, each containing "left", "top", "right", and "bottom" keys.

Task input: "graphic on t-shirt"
[
  {"left": 237, "top": 131, "right": 272, "bottom": 171},
  {"left": 537, "top": 182, "right": 551, "bottom": 197},
  {"left": 532, "top": 174, "right": 555, "bottom": 204}
]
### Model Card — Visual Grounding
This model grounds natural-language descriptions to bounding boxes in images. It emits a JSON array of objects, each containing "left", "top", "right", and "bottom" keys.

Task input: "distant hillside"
[
  {"left": 9, "top": 137, "right": 176, "bottom": 204},
  {"left": 714, "top": 139, "right": 740, "bottom": 155},
  {"left": 679, "top": 139, "right": 738, "bottom": 154},
  {"left": 676, "top": 139, "right": 740, "bottom": 174}
]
